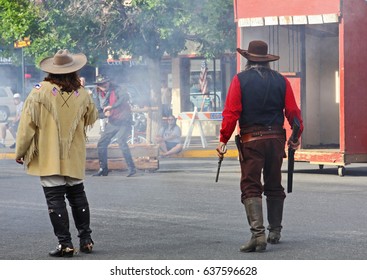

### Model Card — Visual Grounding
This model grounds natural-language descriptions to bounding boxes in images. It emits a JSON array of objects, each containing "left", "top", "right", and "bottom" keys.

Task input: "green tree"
[
  {"left": 1, "top": 0, "right": 235, "bottom": 74},
  {"left": 188, "top": 0, "right": 236, "bottom": 59},
  {"left": 0, "top": 0, "right": 39, "bottom": 61}
]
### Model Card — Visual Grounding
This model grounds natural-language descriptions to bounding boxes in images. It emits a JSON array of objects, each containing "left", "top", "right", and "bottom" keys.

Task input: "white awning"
[{"left": 238, "top": 13, "right": 339, "bottom": 27}]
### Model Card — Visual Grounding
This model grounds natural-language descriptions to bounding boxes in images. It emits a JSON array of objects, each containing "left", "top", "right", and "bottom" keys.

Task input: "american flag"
[
  {"left": 199, "top": 60, "right": 208, "bottom": 94},
  {"left": 52, "top": 87, "right": 58, "bottom": 96}
]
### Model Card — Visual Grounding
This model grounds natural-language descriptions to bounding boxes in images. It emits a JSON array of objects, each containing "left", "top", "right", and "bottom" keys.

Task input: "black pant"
[
  {"left": 43, "top": 183, "right": 92, "bottom": 246},
  {"left": 97, "top": 122, "right": 135, "bottom": 171}
]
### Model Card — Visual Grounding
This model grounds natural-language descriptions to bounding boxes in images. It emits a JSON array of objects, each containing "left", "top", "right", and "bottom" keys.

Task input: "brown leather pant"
[{"left": 239, "top": 137, "right": 286, "bottom": 203}]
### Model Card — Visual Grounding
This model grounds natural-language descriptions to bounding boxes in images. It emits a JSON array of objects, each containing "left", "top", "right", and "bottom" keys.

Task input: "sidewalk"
[{"left": 0, "top": 131, "right": 16, "bottom": 160}]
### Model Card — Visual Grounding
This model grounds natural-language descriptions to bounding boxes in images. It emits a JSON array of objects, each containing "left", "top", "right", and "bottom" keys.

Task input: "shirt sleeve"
[
  {"left": 219, "top": 75, "right": 242, "bottom": 143},
  {"left": 284, "top": 77, "right": 304, "bottom": 137}
]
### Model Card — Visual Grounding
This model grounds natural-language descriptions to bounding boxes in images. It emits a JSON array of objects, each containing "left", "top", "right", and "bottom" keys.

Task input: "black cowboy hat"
[{"left": 236, "top": 40, "right": 279, "bottom": 62}]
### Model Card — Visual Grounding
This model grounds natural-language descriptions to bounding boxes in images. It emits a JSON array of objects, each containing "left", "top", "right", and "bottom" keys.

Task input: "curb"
[
  {"left": 0, "top": 153, "right": 15, "bottom": 160},
  {"left": 179, "top": 148, "right": 238, "bottom": 158},
  {"left": 0, "top": 149, "right": 239, "bottom": 160}
]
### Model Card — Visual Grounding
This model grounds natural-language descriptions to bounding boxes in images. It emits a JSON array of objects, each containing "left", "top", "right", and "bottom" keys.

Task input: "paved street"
[{"left": 0, "top": 157, "right": 367, "bottom": 260}]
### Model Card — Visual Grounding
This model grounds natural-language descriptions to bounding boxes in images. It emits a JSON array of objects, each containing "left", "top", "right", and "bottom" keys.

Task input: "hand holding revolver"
[
  {"left": 215, "top": 142, "right": 227, "bottom": 183},
  {"left": 216, "top": 142, "right": 227, "bottom": 159},
  {"left": 287, "top": 138, "right": 300, "bottom": 150}
]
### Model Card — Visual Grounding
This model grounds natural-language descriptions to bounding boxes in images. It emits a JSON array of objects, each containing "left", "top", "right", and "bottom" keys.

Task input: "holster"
[{"left": 235, "top": 134, "right": 245, "bottom": 162}]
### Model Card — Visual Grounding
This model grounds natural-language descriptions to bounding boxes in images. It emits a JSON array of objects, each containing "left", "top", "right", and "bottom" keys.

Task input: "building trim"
[{"left": 238, "top": 13, "right": 339, "bottom": 27}]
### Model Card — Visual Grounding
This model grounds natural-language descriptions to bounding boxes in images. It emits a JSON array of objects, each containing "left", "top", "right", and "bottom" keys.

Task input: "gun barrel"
[
  {"left": 287, "top": 117, "right": 301, "bottom": 193},
  {"left": 287, "top": 149, "right": 295, "bottom": 193},
  {"left": 215, "top": 158, "right": 222, "bottom": 182}
]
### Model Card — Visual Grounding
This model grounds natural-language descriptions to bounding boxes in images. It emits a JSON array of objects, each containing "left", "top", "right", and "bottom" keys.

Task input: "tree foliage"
[
  {"left": 0, "top": 0, "right": 236, "bottom": 138},
  {"left": 188, "top": 0, "right": 236, "bottom": 58},
  {"left": 0, "top": 0, "right": 38, "bottom": 60},
  {"left": 1, "top": 0, "right": 235, "bottom": 63}
]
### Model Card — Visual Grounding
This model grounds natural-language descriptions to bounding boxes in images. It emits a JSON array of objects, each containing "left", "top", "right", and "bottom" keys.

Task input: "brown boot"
[
  {"left": 240, "top": 197, "right": 267, "bottom": 252},
  {"left": 266, "top": 197, "right": 284, "bottom": 244}
]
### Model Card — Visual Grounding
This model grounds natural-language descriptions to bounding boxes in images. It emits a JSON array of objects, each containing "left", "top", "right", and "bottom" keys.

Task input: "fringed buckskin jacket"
[{"left": 15, "top": 81, "right": 98, "bottom": 179}]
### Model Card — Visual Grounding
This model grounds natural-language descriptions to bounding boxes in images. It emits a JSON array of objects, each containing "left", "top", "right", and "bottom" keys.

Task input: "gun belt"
[{"left": 241, "top": 131, "right": 284, "bottom": 143}]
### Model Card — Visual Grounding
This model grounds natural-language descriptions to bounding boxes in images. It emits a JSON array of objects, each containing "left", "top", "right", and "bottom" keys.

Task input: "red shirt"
[{"left": 220, "top": 75, "right": 303, "bottom": 143}]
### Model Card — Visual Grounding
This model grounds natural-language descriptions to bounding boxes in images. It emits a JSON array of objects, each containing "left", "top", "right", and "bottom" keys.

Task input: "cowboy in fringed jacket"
[{"left": 15, "top": 49, "right": 98, "bottom": 258}]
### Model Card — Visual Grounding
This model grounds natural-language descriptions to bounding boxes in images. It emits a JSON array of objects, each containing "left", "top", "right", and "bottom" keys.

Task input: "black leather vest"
[{"left": 237, "top": 68, "right": 286, "bottom": 128}]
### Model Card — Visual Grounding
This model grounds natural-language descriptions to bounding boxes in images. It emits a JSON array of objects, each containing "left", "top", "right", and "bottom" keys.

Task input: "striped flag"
[
  {"left": 199, "top": 60, "right": 208, "bottom": 94},
  {"left": 52, "top": 87, "right": 58, "bottom": 96}
]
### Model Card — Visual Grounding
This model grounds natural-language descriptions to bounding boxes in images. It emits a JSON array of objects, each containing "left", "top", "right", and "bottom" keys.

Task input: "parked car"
[{"left": 0, "top": 87, "right": 16, "bottom": 122}]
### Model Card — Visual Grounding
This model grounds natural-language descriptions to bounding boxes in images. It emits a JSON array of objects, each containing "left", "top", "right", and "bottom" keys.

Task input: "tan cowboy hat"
[
  {"left": 237, "top": 40, "right": 279, "bottom": 62},
  {"left": 39, "top": 49, "right": 87, "bottom": 74}
]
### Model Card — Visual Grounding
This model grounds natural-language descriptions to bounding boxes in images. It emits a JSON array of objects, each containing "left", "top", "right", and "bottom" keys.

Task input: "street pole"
[
  {"left": 21, "top": 47, "right": 25, "bottom": 96},
  {"left": 213, "top": 58, "right": 217, "bottom": 111},
  {"left": 14, "top": 36, "right": 30, "bottom": 97}
]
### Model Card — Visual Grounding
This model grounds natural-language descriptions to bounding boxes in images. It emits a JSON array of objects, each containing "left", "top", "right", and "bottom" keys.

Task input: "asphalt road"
[{"left": 1, "top": 158, "right": 367, "bottom": 260}]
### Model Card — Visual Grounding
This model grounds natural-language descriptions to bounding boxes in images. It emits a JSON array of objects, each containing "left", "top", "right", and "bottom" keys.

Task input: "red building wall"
[
  {"left": 234, "top": 0, "right": 340, "bottom": 19},
  {"left": 340, "top": 0, "right": 367, "bottom": 154}
]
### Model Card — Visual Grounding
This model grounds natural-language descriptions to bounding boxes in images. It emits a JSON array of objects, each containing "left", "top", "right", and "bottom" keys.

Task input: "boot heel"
[
  {"left": 255, "top": 243, "right": 267, "bottom": 252},
  {"left": 92, "top": 168, "right": 108, "bottom": 176},
  {"left": 80, "top": 239, "right": 94, "bottom": 253},
  {"left": 267, "top": 231, "right": 281, "bottom": 244},
  {"left": 240, "top": 236, "right": 267, "bottom": 252}
]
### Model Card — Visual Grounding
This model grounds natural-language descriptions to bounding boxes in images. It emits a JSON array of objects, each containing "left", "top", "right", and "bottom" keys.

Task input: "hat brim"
[
  {"left": 94, "top": 79, "right": 110, "bottom": 85},
  {"left": 39, "top": 53, "right": 87, "bottom": 74},
  {"left": 236, "top": 48, "right": 279, "bottom": 62}
]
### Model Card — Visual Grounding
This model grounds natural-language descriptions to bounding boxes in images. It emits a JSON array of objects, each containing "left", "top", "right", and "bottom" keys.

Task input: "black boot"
[
  {"left": 122, "top": 147, "right": 136, "bottom": 177},
  {"left": 93, "top": 167, "right": 109, "bottom": 176},
  {"left": 71, "top": 205, "right": 94, "bottom": 253},
  {"left": 66, "top": 183, "right": 94, "bottom": 253},
  {"left": 240, "top": 197, "right": 267, "bottom": 253},
  {"left": 43, "top": 186, "right": 74, "bottom": 257},
  {"left": 266, "top": 197, "right": 284, "bottom": 244},
  {"left": 80, "top": 238, "right": 94, "bottom": 253},
  {"left": 49, "top": 244, "right": 74, "bottom": 257},
  {"left": 93, "top": 145, "right": 109, "bottom": 176},
  {"left": 127, "top": 168, "right": 136, "bottom": 177}
]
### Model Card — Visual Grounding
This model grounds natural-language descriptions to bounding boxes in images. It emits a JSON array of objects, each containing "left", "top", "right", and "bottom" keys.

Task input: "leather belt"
[
  {"left": 240, "top": 125, "right": 283, "bottom": 135},
  {"left": 241, "top": 130, "right": 285, "bottom": 143}
]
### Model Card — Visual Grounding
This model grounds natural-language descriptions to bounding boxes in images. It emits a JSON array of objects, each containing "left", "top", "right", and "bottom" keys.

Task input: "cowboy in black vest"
[
  {"left": 217, "top": 40, "right": 303, "bottom": 252},
  {"left": 93, "top": 76, "right": 136, "bottom": 177}
]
